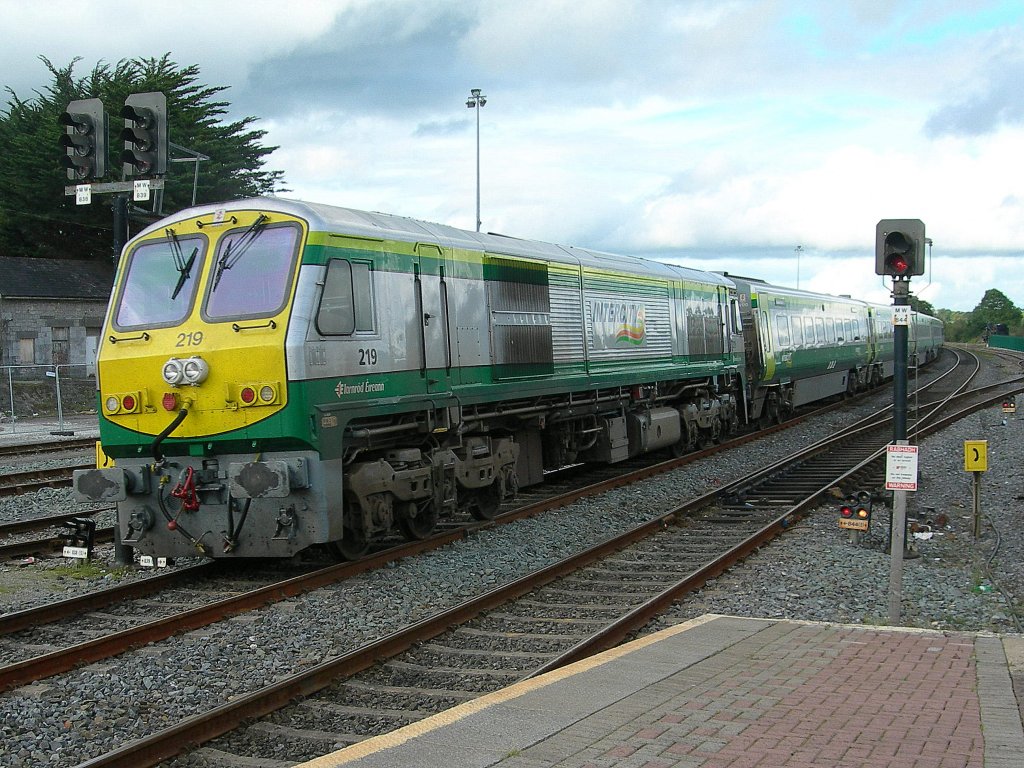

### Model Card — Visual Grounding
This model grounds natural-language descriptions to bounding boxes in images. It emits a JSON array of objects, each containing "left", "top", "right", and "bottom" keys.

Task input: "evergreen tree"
[
  {"left": 966, "top": 288, "right": 1022, "bottom": 339},
  {"left": 0, "top": 55, "right": 284, "bottom": 261},
  {"left": 908, "top": 295, "right": 936, "bottom": 317}
]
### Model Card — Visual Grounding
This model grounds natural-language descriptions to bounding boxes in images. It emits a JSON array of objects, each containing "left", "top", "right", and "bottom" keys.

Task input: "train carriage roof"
[
  {"left": 138, "top": 196, "right": 735, "bottom": 290},
  {"left": 724, "top": 273, "right": 866, "bottom": 308}
]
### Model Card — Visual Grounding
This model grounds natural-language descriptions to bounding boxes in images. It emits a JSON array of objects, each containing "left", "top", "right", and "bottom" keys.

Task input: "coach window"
[
  {"left": 802, "top": 317, "right": 814, "bottom": 346},
  {"left": 317, "top": 258, "right": 375, "bottom": 335},
  {"left": 814, "top": 317, "right": 826, "bottom": 346},
  {"left": 827, "top": 318, "right": 837, "bottom": 343},
  {"left": 775, "top": 315, "right": 791, "bottom": 348},
  {"left": 790, "top": 315, "right": 804, "bottom": 347}
]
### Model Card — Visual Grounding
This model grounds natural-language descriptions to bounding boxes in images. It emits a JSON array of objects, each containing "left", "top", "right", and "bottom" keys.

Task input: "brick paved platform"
[{"left": 298, "top": 614, "right": 1024, "bottom": 768}]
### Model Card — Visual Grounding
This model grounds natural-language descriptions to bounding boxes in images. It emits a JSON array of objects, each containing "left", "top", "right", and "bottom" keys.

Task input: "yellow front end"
[{"left": 98, "top": 209, "right": 306, "bottom": 442}]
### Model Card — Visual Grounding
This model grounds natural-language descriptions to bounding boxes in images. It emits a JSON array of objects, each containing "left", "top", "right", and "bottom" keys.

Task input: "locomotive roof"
[{"left": 138, "top": 197, "right": 734, "bottom": 289}]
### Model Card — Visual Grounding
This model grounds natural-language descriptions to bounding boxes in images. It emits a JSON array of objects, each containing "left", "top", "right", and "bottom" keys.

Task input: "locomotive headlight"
[
  {"left": 162, "top": 358, "right": 185, "bottom": 386},
  {"left": 259, "top": 385, "right": 276, "bottom": 403},
  {"left": 182, "top": 356, "right": 210, "bottom": 385},
  {"left": 105, "top": 395, "right": 120, "bottom": 413}
]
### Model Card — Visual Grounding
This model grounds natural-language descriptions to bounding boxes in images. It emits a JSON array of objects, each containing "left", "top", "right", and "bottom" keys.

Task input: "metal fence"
[{"left": 0, "top": 364, "right": 100, "bottom": 437}]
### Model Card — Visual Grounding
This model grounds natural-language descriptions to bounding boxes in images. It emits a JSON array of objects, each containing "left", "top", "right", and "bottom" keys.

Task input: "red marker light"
[
  {"left": 121, "top": 394, "right": 136, "bottom": 412},
  {"left": 240, "top": 386, "right": 257, "bottom": 404},
  {"left": 888, "top": 255, "right": 909, "bottom": 275},
  {"left": 162, "top": 392, "right": 178, "bottom": 411}
]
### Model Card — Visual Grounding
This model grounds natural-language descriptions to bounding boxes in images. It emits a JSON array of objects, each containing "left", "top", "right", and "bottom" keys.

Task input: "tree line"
[
  {"left": 925, "top": 289, "right": 1023, "bottom": 343},
  {"left": 0, "top": 55, "right": 283, "bottom": 261}
]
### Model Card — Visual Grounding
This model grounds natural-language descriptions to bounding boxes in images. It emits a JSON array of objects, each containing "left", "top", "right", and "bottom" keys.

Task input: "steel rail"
[
  {"left": 529, "top": 353, "right": 1024, "bottom": 674},
  {"left": 70, "top": 351, "right": 983, "bottom": 768}
]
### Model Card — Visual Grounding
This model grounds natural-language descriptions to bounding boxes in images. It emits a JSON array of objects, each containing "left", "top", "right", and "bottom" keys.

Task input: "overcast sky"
[{"left": 4, "top": 0, "right": 1023, "bottom": 312}]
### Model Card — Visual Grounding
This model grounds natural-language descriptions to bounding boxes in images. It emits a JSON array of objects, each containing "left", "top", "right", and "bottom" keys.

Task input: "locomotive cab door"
[{"left": 415, "top": 243, "right": 451, "bottom": 394}]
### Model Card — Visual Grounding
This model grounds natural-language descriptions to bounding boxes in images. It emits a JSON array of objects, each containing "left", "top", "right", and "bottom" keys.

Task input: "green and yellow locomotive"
[{"left": 74, "top": 198, "right": 750, "bottom": 559}]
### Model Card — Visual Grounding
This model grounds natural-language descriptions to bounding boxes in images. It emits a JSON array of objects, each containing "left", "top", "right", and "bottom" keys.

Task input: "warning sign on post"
[{"left": 885, "top": 444, "right": 919, "bottom": 490}]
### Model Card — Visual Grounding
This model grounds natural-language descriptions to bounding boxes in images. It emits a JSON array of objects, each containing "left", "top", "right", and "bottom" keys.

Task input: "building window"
[
  {"left": 18, "top": 337, "right": 35, "bottom": 365},
  {"left": 52, "top": 327, "right": 70, "bottom": 366}
]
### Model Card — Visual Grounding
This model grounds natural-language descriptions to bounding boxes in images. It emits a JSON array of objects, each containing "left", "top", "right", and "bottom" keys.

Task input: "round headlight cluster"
[{"left": 162, "top": 356, "right": 210, "bottom": 386}]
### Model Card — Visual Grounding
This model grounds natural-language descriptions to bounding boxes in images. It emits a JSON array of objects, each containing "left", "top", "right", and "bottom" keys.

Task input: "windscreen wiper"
[
  {"left": 211, "top": 214, "right": 269, "bottom": 292},
  {"left": 166, "top": 228, "right": 198, "bottom": 301}
]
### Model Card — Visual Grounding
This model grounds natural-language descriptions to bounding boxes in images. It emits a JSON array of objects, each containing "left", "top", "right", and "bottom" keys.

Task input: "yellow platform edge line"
[
  {"left": 297, "top": 613, "right": 725, "bottom": 767},
  {"left": 298, "top": 613, "right": 1004, "bottom": 767}
]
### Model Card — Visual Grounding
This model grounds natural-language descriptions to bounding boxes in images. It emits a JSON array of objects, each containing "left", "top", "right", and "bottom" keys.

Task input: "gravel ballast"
[{"left": 0, "top": 349, "right": 1021, "bottom": 766}]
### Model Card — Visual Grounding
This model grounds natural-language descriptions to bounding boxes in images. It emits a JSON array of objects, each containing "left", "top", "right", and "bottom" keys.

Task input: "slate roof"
[{"left": 0, "top": 257, "right": 115, "bottom": 300}]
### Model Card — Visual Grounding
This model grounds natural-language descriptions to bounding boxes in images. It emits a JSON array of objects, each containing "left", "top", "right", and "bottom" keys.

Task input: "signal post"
[
  {"left": 60, "top": 91, "right": 169, "bottom": 259},
  {"left": 59, "top": 93, "right": 169, "bottom": 565},
  {"left": 875, "top": 218, "right": 926, "bottom": 625}
]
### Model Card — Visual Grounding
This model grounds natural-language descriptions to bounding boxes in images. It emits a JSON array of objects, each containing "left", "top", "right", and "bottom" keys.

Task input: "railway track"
[
  {"left": 92, "top": 349, "right": 1006, "bottom": 767},
  {"left": 0, "top": 354, "right": 958, "bottom": 692},
  {"left": 0, "top": 463, "right": 92, "bottom": 496},
  {"left": 0, "top": 348, "right": 1010, "bottom": 767},
  {"left": 0, "top": 437, "right": 97, "bottom": 460}
]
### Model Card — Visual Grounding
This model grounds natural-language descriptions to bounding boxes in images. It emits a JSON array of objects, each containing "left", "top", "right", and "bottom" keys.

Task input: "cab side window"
[{"left": 317, "top": 259, "right": 375, "bottom": 335}]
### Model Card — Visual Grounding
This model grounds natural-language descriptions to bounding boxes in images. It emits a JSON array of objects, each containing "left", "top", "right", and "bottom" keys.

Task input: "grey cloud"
[
  {"left": 414, "top": 117, "right": 467, "bottom": 137},
  {"left": 236, "top": 2, "right": 479, "bottom": 119},
  {"left": 924, "top": 44, "right": 1024, "bottom": 137},
  {"left": 229, "top": 1, "right": 789, "bottom": 124}
]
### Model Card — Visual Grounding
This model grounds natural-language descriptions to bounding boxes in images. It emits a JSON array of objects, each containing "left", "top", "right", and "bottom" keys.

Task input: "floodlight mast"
[{"left": 466, "top": 88, "right": 487, "bottom": 232}]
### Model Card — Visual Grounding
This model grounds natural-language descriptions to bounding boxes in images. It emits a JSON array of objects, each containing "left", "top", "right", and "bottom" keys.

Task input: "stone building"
[{"left": 0, "top": 257, "right": 115, "bottom": 376}]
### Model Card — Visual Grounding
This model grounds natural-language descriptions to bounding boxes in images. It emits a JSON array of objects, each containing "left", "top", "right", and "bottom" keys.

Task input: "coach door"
[
  {"left": 758, "top": 310, "right": 775, "bottom": 381},
  {"left": 415, "top": 243, "right": 451, "bottom": 394}
]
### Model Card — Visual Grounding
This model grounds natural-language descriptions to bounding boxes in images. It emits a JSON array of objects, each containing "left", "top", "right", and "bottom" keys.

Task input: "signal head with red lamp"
[
  {"left": 838, "top": 490, "right": 872, "bottom": 531},
  {"left": 875, "top": 219, "right": 925, "bottom": 279}
]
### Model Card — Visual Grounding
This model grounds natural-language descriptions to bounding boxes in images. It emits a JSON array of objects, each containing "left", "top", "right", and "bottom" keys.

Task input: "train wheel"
[
  {"left": 763, "top": 393, "right": 781, "bottom": 426},
  {"left": 470, "top": 482, "right": 502, "bottom": 520},
  {"left": 331, "top": 523, "right": 369, "bottom": 561},
  {"left": 397, "top": 500, "right": 437, "bottom": 541},
  {"left": 673, "top": 419, "right": 698, "bottom": 455}
]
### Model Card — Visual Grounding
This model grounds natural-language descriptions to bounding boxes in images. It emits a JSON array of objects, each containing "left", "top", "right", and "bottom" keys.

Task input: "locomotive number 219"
[{"left": 176, "top": 331, "right": 204, "bottom": 347}]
